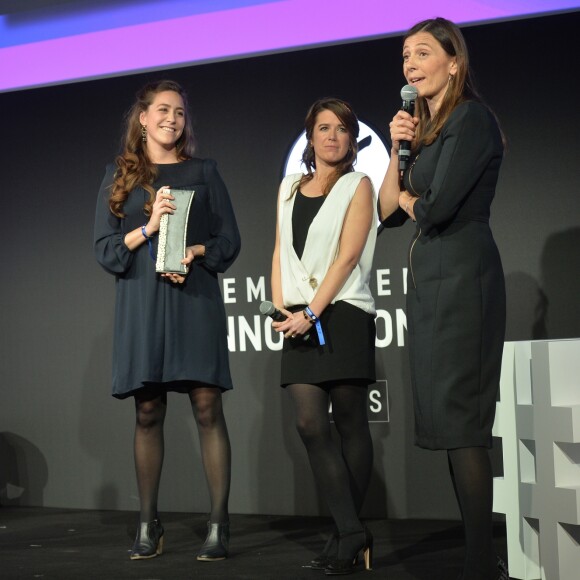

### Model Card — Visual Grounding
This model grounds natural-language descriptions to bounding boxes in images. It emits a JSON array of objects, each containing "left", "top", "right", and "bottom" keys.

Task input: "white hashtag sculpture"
[{"left": 493, "top": 340, "right": 580, "bottom": 580}]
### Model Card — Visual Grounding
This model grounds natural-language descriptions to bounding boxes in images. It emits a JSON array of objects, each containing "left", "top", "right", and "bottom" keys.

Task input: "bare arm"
[
  {"left": 270, "top": 187, "right": 284, "bottom": 310},
  {"left": 378, "top": 149, "right": 403, "bottom": 221},
  {"left": 308, "top": 177, "right": 374, "bottom": 316},
  {"left": 378, "top": 110, "right": 418, "bottom": 221},
  {"left": 276, "top": 177, "right": 374, "bottom": 339}
]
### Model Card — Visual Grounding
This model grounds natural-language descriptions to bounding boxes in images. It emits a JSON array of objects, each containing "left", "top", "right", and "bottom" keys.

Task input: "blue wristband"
[
  {"left": 141, "top": 225, "right": 156, "bottom": 261},
  {"left": 305, "top": 306, "right": 325, "bottom": 346}
]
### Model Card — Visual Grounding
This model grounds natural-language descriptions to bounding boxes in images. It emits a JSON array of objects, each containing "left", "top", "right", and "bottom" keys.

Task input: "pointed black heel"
[
  {"left": 308, "top": 531, "right": 338, "bottom": 570},
  {"left": 197, "top": 521, "right": 230, "bottom": 561},
  {"left": 130, "top": 518, "right": 164, "bottom": 560},
  {"left": 325, "top": 527, "right": 373, "bottom": 575}
]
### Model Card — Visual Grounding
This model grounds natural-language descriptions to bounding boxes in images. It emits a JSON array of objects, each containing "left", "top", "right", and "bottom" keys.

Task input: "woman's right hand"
[
  {"left": 272, "top": 307, "right": 313, "bottom": 340},
  {"left": 146, "top": 186, "right": 176, "bottom": 234},
  {"left": 389, "top": 111, "right": 418, "bottom": 154}
]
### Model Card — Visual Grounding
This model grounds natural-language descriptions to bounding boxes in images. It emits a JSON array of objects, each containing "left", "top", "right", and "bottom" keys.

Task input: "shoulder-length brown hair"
[
  {"left": 405, "top": 17, "right": 482, "bottom": 149},
  {"left": 109, "top": 80, "right": 196, "bottom": 218},
  {"left": 292, "top": 97, "right": 359, "bottom": 197}
]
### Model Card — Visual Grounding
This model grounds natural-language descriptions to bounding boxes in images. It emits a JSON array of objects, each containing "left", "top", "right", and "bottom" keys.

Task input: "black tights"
[
  {"left": 134, "top": 386, "right": 231, "bottom": 524},
  {"left": 288, "top": 383, "right": 373, "bottom": 537},
  {"left": 448, "top": 446, "right": 497, "bottom": 580}
]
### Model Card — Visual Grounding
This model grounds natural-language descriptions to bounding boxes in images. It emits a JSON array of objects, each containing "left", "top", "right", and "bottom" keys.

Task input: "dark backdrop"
[{"left": 1, "top": 12, "right": 579, "bottom": 520}]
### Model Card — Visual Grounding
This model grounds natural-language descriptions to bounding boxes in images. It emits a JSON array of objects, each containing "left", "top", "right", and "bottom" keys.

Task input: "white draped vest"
[{"left": 279, "top": 171, "right": 377, "bottom": 314}]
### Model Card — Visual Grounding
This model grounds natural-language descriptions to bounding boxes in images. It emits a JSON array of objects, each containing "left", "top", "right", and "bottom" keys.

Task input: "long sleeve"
[
  {"left": 199, "top": 159, "right": 241, "bottom": 273},
  {"left": 413, "top": 102, "right": 502, "bottom": 235},
  {"left": 93, "top": 164, "right": 134, "bottom": 275}
]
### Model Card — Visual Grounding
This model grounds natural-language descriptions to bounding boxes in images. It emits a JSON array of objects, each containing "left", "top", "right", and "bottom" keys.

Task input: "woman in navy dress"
[
  {"left": 378, "top": 18, "right": 507, "bottom": 580},
  {"left": 94, "top": 80, "right": 240, "bottom": 562}
]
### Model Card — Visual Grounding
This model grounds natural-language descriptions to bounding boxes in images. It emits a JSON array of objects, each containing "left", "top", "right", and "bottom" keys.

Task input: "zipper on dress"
[
  {"left": 409, "top": 228, "right": 421, "bottom": 289},
  {"left": 407, "top": 153, "right": 421, "bottom": 289},
  {"left": 408, "top": 153, "right": 420, "bottom": 196}
]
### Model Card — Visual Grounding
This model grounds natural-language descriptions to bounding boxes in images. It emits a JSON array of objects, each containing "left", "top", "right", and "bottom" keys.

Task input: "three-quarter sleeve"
[
  {"left": 200, "top": 159, "right": 241, "bottom": 273},
  {"left": 93, "top": 164, "right": 134, "bottom": 275},
  {"left": 379, "top": 205, "right": 410, "bottom": 229},
  {"left": 413, "top": 102, "right": 501, "bottom": 234}
]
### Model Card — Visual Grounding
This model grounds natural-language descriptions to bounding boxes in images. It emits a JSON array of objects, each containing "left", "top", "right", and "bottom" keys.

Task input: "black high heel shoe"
[
  {"left": 325, "top": 527, "right": 373, "bottom": 575},
  {"left": 130, "top": 518, "right": 164, "bottom": 560},
  {"left": 197, "top": 521, "right": 230, "bottom": 561},
  {"left": 308, "top": 532, "right": 338, "bottom": 570}
]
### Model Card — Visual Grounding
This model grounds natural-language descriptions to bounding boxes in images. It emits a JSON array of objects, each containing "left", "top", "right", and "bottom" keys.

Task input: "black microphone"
[
  {"left": 259, "top": 301, "right": 310, "bottom": 341},
  {"left": 398, "top": 84, "right": 418, "bottom": 172},
  {"left": 259, "top": 300, "right": 287, "bottom": 321}
]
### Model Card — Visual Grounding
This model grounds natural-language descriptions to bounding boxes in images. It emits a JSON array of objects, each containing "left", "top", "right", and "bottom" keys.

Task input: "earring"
[{"left": 141, "top": 125, "right": 147, "bottom": 143}]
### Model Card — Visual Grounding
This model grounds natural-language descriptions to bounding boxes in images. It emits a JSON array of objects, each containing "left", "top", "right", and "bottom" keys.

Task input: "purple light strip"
[{"left": 1, "top": 0, "right": 578, "bottom": 92}]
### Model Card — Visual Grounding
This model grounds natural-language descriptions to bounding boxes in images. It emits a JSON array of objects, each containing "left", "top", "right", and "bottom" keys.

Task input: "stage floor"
[{"left": 0, "top": 507, "right": 509, "bottom": 579}]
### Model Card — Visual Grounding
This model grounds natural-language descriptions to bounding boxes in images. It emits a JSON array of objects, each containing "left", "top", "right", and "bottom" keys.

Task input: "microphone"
[
  {"left": 259, "top": 301, "right": 310, "bottom": 341},
  {"left": 398, "top": 84, "right": 418, "bottom": 172},
  {"left": 259, "top": 300, "right": 286, "bottom": 321}
]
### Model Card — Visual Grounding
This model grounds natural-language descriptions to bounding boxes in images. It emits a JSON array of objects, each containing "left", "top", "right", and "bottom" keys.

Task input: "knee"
[
  {"left": 193, "top": 393, "right": 222, "bottom": 430},
  {"left": 295, "top": 416, "right": 327, "bottom": 446},
  {"left": 332, "top": 412, "right": 369, "bottom": 441},
  {"left": 135, "top": 399, "right": 165, "bottom": 430}
]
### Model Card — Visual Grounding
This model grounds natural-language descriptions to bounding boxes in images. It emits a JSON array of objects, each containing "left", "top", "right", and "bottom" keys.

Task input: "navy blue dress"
[
  {"left": 383, "top": 101, "right": 506, "bottom": 450},
  {"left": 94, "top": 158, "right": 240, "bottom": 398}
]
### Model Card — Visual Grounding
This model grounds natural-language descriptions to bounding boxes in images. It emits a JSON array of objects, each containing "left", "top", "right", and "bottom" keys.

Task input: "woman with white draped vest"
[{"left": 270, "top": 98, "right": 376, "bottom": 575}]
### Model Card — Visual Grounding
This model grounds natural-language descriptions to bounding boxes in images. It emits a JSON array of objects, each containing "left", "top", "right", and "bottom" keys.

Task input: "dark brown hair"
[
  {"left": 109, "top": 80, "right": 196, "bottom": 218},
  {"left": 293, "top": 97, "right": 359, "bottom": 197},
  {"left": 404, "top": 17, "right": 482, "bottom": 148}
]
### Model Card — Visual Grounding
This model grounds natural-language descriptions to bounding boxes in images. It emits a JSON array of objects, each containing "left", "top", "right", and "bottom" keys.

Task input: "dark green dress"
[
  {"left": 94, "top": 158, "right": 240, "bottom": 399},
  {"left": 385, "top": 101, "right": 506, "bottom": 450}
]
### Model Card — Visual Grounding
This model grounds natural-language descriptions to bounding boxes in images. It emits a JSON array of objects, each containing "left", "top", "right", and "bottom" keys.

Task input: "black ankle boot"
[
  {"left": 325, "top": 527, "right": 373, "bottom": 575},
  {"left": 197, "top": 521, "right": 230, "bottom": 561},
  {"left": 308, "top": 531, "right": 338, "bottom": 570},
  {"left": 130, "top": 518, "right": 164, "bottom": 560}
]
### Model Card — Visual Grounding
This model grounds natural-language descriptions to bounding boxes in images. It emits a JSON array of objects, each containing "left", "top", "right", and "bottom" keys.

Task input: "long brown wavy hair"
[
  {"left": 404, "top": 18, "right": 482, "bottom": 149},
  {"left": 109, "top": 80, "right": 196, "bottom": 218},
  {"left": 291, "top": 97, "right": 359, "bottom": 198}
]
